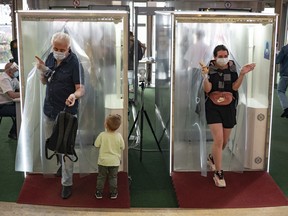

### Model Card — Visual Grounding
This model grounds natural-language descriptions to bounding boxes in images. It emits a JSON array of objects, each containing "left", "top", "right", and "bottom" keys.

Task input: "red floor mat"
[
  {"left": 172, "top": 171, "right": 288, "bottom": 208},
  {"left": 17, "top": 172, "right": 130, "bottom": 208}
]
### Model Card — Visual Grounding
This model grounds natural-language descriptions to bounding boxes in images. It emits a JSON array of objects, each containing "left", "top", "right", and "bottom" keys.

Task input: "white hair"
[{"left": 51, "top": 32, "right": 71, "bottom": 47}]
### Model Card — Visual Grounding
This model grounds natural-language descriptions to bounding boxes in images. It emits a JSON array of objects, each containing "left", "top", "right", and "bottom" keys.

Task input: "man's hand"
[
  {"left": 65, "top": 93, "right": 76, "bottom": 107},
  {"left": 35, "top": 56, "right": 49, "bottom": 72}
]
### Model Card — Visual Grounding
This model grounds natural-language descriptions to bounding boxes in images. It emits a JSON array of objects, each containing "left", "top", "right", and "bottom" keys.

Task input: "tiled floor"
[{"left": 1, "top": 202, "right": 287, "bottom": 216}]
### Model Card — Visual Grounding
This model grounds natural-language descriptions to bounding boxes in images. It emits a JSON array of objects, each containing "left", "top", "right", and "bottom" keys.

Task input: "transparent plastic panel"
[
  {"left": 15, "top": 11, "right": 128, "bottom": 174},
  {"left": 173, "top": 22, "right": 210, "bottom": 174},
  {"left": 155, "top": 13, "right": 172, "bottom": 156},
  {"left": 171, "top": 13, "right": 276, "bottom": 173}
]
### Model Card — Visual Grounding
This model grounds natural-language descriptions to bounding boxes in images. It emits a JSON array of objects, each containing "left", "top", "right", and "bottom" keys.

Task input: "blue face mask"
[{"left": 13, "top": 71, "right": 19, "bottom": 78}]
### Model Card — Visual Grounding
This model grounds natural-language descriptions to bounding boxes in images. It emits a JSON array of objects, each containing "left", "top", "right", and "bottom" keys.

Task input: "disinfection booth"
[
  {"left": 154, "top": 12, "right": 277, "bottom": 175},
  {"left": 15, "top": 10, "right": 129, "bottom": 174}
]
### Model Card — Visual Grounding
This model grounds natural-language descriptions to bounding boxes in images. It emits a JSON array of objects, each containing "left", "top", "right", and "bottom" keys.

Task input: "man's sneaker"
[
  {"left": 213, "top": 170, "right": 226, "bottom": 188},
  {"left": 110, "top": 192, "right": 118, "bottom": 199},
  {"left": 61, "top": 186, "right": 72, "bottom": 199},
  {"left": 207, "top": 154, "right": 216, "bottom": 171},
  {"left": 95, "top": 191, "right": 103, "bottom": 199}
]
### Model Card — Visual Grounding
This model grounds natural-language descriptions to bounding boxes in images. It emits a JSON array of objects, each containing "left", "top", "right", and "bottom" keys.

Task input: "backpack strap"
[
  {"left": 55, "top": 112, "right": 65, "bottom": 153},
  {"left": 45, "top": 141, "right": 55, "bottom": 160},
  {"left": 64, "top": 152, "right": 78, "bottom": 163},
  {"left": 62, "top": 113, "right": 78, "bottom": 162},
  {"left": 70, "top": 117, "right": 79, "bottom": 162}
]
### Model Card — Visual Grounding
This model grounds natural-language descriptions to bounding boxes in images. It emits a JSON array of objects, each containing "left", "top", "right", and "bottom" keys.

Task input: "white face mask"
[
  {"left": 13, "top": 71, "right": 19, "bottom": 78},
  {"left": 53, "top": 51, "right": 66, "bottom": 61},
  {"left": 216, "top": 58, "right": 229, "bottom": 67}
]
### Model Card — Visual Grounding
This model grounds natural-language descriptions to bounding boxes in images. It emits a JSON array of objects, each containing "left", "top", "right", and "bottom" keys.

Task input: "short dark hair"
[{"left": 213, "top": 45, "right": 229, "bottom": 57}]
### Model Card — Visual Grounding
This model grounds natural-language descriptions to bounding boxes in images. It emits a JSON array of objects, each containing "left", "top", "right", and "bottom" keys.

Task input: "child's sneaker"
[
  {"left": 110, "top": 192, "right": 118, "bottom": 199},
  {"left": 213, "top": 170, "right": 226, "bottom": 188},
  {"left": 95, "top": 191, "right": 103, "bottom": 199},
  {"left": 207, "top": 154, "right": 216, "bottom": 171}
]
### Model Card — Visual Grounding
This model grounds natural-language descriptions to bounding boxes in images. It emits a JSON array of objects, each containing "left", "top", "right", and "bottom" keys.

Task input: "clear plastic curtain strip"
[
  {"left": 16, "top": 20, "right": 121, "bottom": 174},
  {"left": 172, "top": 21, "right": 249, "bottom": 175}
]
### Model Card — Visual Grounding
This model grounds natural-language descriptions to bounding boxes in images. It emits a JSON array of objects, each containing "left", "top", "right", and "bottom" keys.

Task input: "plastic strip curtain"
[{"left": 171, "top": 21, "right": 250, "bottom": 175}]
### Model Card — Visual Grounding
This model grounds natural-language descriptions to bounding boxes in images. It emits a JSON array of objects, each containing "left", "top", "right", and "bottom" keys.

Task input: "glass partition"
[
  {"left": 155, "top": 12, "right": 277, "bottom": 174},
  {"left": 154, "top": 12, "right": 172, "bottom": 165},
  {"left": 15, "top": 10, "right": 129, "bottom": 174}
]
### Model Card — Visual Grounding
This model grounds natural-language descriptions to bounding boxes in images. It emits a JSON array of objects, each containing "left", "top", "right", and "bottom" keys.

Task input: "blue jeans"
[{"left": 277, "top": 76, "right": 288, "bottom": 110}]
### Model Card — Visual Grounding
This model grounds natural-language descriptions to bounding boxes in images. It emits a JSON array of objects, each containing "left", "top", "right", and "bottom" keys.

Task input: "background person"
[
  {"left": 94, "top": 114, "right": 125, "bottom": 200},
  {"left": 276, "top": 44, "right": 288, "bottom": 118},
  {"left": 36, "top": 32, "right": 85, "bottom": 199},
  {"left": 128, "top": 31, "right": 146, "bottom": 92},
  {"left": 201, "top": 44, "right": 255, "bottom": 188},
  {"left": 10, "top": 39, "right": 18, "bottom": 65},
  {"left": 184, "top": 30, "right": 210, "bottom": 70},
  {"left": 0, "top": 62, "right": 20, "bottom": 140},
  {"left": 128, "top": 31, "right": 146, "bottom": 70}
]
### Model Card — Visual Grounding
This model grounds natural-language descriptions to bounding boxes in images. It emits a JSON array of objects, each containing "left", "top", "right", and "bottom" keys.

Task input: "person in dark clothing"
[
  {"left": 276, "top": 44, "right": 288, "bottom": 117},
  {"left": 10, "top": 39, "right": 18, "bottom": 64},
  {"left": 201, "top": 44, "right": 255, "bottom": 188},
  {"left": 36, "top": 32, "right": 85, "bottom": 199},
  {"left": 128, "top": 31, "right": 146, "bottom": 92},
  {"left": 128, "top": 31, "right": 146, "bottom": 70}
]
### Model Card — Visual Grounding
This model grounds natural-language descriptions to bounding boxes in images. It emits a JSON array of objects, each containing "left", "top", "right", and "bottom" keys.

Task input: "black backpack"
[{"left": 45, "top": 111, "right": 78, "bottom": 162}]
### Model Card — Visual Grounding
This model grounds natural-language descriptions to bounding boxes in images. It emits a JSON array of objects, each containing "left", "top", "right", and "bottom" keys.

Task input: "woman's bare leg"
[
  {"left": 209, "top": 123, "right": 224, "bottom": 171},
  {"left": 222, "top": 128, "right": 232, "bottom": 150}
]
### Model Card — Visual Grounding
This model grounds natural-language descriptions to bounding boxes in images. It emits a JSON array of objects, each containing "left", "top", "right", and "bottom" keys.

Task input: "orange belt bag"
[{"left": 208, "top": 91, "right": 234, "bottom": 106}]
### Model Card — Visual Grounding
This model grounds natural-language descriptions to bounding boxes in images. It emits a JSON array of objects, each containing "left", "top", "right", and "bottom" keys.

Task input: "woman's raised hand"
[
  {"left": 199, "top": 61, "right": 209, "bottom": 76},
  {"left": 240, "top": 63, "right": 256, "bottom": 75}
]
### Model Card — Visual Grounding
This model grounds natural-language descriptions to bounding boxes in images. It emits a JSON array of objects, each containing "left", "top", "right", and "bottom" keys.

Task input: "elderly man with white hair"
[
  {"left": 0, "top": 62, "right": 20, "bottom": 140},
  {"left": 36, "top": 32, "right": 85, "bottom": 199}
]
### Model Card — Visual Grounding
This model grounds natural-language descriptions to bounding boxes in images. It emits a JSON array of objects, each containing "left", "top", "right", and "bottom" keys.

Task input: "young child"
[{"left": 94, "top": 114, "right": 125, "bottom": 199}]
